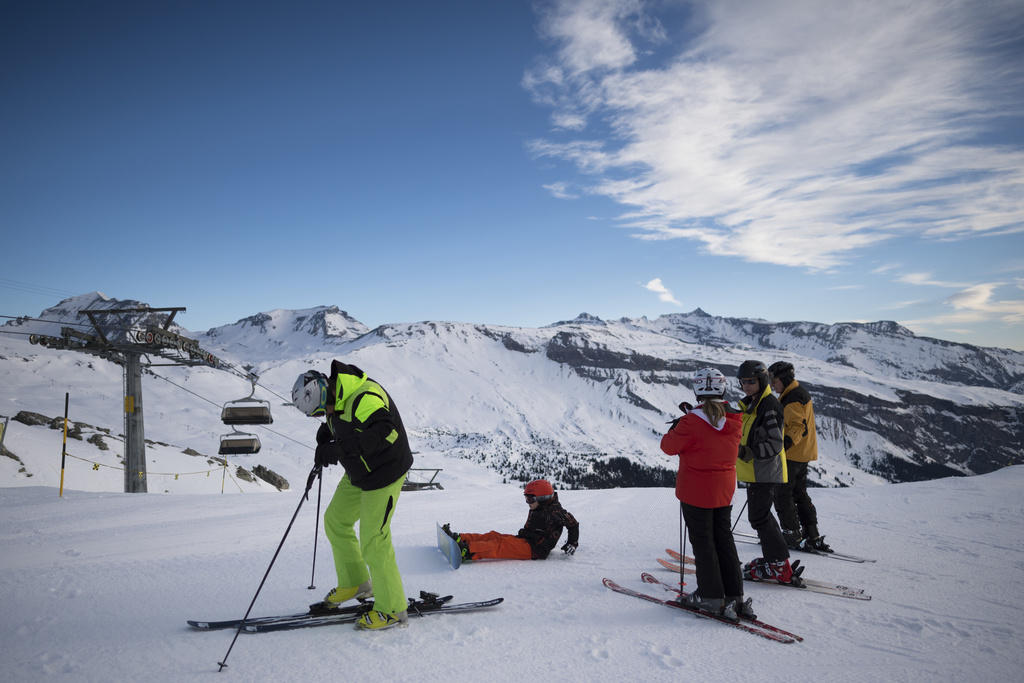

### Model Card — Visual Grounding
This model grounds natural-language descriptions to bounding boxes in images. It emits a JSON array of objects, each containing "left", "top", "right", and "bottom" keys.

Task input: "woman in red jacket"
[{"left": 660, "top": 367, "right": 753, "bottom": 622}]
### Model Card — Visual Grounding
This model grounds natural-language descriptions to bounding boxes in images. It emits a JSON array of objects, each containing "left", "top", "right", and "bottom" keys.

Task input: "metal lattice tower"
[{"left": 29, "top": 306, "right": 225, "bottom": 493}]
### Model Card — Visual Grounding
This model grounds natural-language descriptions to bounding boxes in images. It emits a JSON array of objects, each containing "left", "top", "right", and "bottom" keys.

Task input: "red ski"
[
  {"left": 640, "top": 572, "right": 803, "bottom": 642},
  {"left": 602, "top": 578, "right": 798, "bottom": 644}
]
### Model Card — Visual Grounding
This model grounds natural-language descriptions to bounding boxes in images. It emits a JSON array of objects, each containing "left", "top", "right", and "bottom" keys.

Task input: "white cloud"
[
  {"left": 947, "top": 283, "right": 1024, "bottom": 323},
  {"left": 643, "top": 277, "right": 681, "bottom": 306},
  {"left": 897, "top": 272, "right": 971, "bottom": 288},
  {"left": 543, "top": 182, "right": 578, "bottom": 200},
  {"left": 526, "top": 0, "right": 1024, "bottom": 269}
]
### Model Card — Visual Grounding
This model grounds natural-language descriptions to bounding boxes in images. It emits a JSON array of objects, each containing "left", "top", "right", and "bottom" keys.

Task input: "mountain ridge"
[{"left": 3, "top": 293, "right": 1022, "bottom": 492}]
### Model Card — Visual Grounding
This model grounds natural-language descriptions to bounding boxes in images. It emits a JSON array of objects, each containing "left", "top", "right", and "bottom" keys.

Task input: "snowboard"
[{"left": 436, "top": 522, "right": 462, "bottom": 569}]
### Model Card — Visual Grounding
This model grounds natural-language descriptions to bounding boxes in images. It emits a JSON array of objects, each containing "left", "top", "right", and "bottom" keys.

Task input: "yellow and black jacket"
[
  {"left": 778, "top": 380, "right": 818, "bottom": 464},
  {"left": 315, "top": 360, "right": 413, "bottom": 490},
  {"left": 735, "top": 386, "right": 788, "bottom": 484}
]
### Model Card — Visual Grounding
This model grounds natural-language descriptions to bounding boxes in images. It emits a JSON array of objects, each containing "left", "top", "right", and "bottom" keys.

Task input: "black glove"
[
  {"left": 314, "top": 441, "right": 343, "bottom": 468},
  {"left": 738, "top": 445, "right": 754, "bottom": 462},
  {"left": 678, "top": 401, "right": 693, "bottom": 413},
  {"left": 562, "top": 542, "right": 577, "bottom": 556},
  {"left": 316, "top": 422, "right": 332, "bottom": 445}
]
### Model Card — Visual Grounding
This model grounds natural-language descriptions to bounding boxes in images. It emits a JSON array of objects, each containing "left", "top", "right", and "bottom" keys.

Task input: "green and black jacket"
[{"left": 315, "top": 360, "right": 413, "bottom": 491}]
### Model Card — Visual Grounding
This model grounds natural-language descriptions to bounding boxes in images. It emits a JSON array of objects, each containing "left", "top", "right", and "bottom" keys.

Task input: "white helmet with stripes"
[{"left": 692, "top": 367, "right": 728, "bottom": 399}]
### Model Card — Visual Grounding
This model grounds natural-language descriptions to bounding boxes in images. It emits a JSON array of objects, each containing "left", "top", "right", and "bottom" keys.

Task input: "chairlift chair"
[
  {"left": 218, "top": 429, "right": 261, "bottom": 455},
  {"left": 221, "top": 375, "right": 273, "bottom": 425}
]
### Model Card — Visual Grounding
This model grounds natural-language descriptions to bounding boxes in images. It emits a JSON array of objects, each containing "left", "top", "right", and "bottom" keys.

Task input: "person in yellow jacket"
[
  {"left": 769, "top": 361, "right": 832, "bottom": 553},
  {"left": 735, "top": 360, "right": 801, "bottom": 585}
]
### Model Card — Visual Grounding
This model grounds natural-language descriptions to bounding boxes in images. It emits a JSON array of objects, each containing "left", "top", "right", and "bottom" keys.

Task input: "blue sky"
[{"left": 2, "top": 0, "right": 1023, "bottom": 351}]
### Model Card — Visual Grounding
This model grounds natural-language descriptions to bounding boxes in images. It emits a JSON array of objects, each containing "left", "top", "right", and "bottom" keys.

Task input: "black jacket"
[
  {"left": 314, "top": 361, "right": 413, "bottom": 490},
  {"left": 516, "top": 493, "right": 580, "bottom": 559}
]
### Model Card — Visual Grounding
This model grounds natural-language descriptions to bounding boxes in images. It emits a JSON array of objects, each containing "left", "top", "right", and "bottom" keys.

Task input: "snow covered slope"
[{"left": 1, "top": 462, "right": 1022, "bottom": 681}]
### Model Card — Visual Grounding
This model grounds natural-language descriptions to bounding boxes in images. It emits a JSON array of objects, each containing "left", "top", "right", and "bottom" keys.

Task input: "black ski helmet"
[
  {"left": 737, "top": 360, "right": 768, "bottom": 391},
  {"left": 768, "top": 361, "right": 795, "bottom": 386}
]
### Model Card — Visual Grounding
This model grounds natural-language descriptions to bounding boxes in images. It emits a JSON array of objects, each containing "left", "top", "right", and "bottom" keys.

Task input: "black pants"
[
  {"left": 746, "top": 483, "right": 789, "bottom": 562},
  {"left": 681, "top": 503, "right": 743, "bottom": 600},
  {"left": 774, "top": 460, "right": 819, "bottom": 539}
]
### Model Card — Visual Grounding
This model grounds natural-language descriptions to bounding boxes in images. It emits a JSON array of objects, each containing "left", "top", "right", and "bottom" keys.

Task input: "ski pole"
[
  {"left": 731, "top": 499, "right": 748, "bottom": 531},
  {"left": 59, "top": 393, "right": 69, "bottom": 497},
  {"left": 217, "top": 465, "right": 321, "bottom": 672},
  {"left": 308, "top": 467, "right": 323, "bottom": 590}
]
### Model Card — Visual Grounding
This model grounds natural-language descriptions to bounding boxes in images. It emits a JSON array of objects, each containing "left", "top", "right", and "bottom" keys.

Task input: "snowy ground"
[{"left": 2, "top": 459, "right": 1022, "bottom": 683}]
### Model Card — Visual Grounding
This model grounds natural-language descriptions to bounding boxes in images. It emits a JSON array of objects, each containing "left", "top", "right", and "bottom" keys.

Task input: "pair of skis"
[
  {"left": 603, "top": 575, "right": 802, "bottom": 644},
  {"left": 731, "top": 531, "right": 876, "bottom": 563},
  {"left": 188, "top": 592, "right": 503, "bottom": 633},
  {"left": 658, "top": 548, "right": 871, "bottom": 600}
]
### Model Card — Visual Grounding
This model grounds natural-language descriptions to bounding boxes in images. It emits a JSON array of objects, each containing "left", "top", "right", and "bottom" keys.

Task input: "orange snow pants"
[{"left": 459, "top": 531, "right": 534, "bottom": 560}]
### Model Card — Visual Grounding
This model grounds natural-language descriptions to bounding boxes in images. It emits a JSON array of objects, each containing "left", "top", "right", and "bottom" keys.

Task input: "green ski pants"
[{"left": 323, "top": 473, "right": 407, "bottom": 615}]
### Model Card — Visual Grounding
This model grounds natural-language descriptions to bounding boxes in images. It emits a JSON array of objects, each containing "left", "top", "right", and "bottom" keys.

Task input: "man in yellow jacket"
[{"left": 769, "top": 361, "right": 832, "bottom": 553}]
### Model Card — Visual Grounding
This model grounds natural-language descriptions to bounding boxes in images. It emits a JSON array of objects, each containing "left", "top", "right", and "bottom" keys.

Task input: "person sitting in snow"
[
  {"left": 442, "top": 479, "right": 579, "bottom": 561},
  {"left": 660, "top": 367, "right": 754, "bottom": 622}
]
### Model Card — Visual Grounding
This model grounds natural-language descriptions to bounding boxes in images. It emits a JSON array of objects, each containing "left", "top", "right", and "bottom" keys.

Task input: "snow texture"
[{"left": 1, "top": 462, "right": 1022, "bottom": 682}]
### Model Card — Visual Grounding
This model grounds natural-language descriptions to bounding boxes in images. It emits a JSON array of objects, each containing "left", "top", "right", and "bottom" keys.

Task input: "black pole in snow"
[{"left": 217, "top": 465, "right": 320, "bottom": 672}]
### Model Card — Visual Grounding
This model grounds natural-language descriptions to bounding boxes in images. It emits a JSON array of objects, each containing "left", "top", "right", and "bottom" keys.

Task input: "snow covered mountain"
[{"left": 2, "top": 293, "right": 1022, "bottom": 494}]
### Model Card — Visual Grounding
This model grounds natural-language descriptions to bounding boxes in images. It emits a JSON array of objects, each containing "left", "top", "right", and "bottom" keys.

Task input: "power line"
[{"left": 0, "top": 278, "right": 78, "bottom": 299}]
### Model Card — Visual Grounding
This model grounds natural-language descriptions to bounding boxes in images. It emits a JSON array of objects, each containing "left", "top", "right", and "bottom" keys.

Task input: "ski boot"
[
  {"left": 675, "top": 592, "right": 738, "bottom": 622},
  {"left": 799, "top": 535, "right": 833, "bottom": 553},
  {"left": 323, "top": 580, "right": 373, "bottom": 608},
  {"left": 782, "top": 528, "right": 803, "bottom": 550},
  {"left": 726, "top": 595, "right": 757, "bottom": 621},
  {"left": 354, "top": 609, "right": 409, "bottom": 631},
  {"left": 442, "top": 523, "right": 473, "bottom": 561},
  {"left": 743, "top": 557, "right": 804, "bottom": 585}
]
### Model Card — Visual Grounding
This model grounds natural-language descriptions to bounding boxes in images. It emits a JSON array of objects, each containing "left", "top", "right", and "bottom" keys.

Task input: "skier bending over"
[
  {"left": 660, "top": 367, "right": 754, "bottom": 622},
  {"left": 442, "top": 479, "right": 579, "bottom": 562},
  {"left": 292, "top": 361, "right": 413, "bottom": 631}
]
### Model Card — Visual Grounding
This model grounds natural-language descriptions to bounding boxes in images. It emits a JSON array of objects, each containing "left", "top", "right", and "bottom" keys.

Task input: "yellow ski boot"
[
  {"left": 354, "top": 609, "right": 409, "bottom": 631},
  {"left": 323, "top": 580, "right": 373, "bottom": 608}
]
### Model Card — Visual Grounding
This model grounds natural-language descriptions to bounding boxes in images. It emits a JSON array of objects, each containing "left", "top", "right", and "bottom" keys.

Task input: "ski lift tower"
[{"left": 29, "top": 306, "right": 224, "bottom": 493}]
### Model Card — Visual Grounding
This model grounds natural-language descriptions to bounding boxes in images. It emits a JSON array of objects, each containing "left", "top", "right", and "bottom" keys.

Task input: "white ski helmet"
[
  {"left": 291, "top": 370, "right": 329, "bottom": 417},
  {"left": 692, "top": 367, "right": 728, "bottom": 398}
]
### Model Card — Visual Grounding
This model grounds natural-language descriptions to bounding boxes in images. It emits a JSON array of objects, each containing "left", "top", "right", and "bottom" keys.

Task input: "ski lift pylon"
[{"left": 221, "top": 373, "right": 273, "bottom": 425}]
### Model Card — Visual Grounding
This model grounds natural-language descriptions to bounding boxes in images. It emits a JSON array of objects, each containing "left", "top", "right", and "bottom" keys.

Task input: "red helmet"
[{"left": 524, "top": 479, "right": 554, "bottom": 498}]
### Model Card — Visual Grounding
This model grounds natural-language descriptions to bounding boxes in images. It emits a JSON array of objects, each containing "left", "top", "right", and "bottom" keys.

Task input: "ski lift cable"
[
  {"left": 2, "top": 311, "right": 289, "bottom": 402},
  {"left": 0, "top": 314, "right": 97, "bottom": 328},
  {"left": 148, "top": 371, "right": 313, "bottom": 450}
]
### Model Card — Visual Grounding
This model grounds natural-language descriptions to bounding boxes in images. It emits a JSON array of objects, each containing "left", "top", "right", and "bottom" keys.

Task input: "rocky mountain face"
[{"left": 5, "top": 297, "right": 1022, "bottom": 490}]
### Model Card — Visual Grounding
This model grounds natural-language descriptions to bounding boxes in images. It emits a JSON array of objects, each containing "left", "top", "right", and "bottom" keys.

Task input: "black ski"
[
  {"left": 188, "top": 599, "right": 373, "bottom": 631},
  {"left": 602, "top": 578, "right": 797, "bottom": 644},
  {"left": 639, "top": 572, "right": 803, "bottom": 642},
  {"left": 244, "top": 596, "right": 504, "bottom": 632}
]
